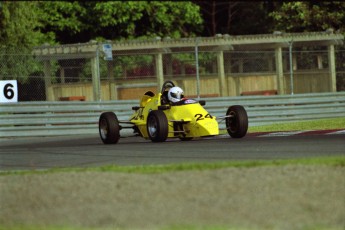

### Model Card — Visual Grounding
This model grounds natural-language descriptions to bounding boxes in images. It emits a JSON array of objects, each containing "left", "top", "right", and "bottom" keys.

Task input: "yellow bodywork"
[{"left": 130, "top": 92, "right": 219, "bottom": 139}]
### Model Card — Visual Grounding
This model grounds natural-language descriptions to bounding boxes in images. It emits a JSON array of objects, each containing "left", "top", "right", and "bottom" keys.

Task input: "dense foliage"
[
  {"left": 1, "top": 1, "right": 344, "bottom": 49},
  {"left": 270, "top": 1, "right": 345, "bottom": 32},
  {"left": 36, "top": 1, "right": 203, "bottom": 44},
  {"left": 0, "top": 2, "right": 49, "bottom": 80}
]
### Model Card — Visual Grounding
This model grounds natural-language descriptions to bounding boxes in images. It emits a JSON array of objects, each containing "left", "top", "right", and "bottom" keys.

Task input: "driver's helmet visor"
[{"left": 170, "top": 91, "right": 184, "bottom": 99}]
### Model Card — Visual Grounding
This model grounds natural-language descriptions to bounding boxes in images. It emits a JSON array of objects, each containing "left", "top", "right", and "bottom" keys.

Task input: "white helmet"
[{"left": 168, "top": 86, "right": 184, "bottom": 103}]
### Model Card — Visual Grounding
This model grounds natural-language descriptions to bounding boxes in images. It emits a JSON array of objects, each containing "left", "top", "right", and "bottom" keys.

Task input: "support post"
[
  {"left": 91, "top": 51, "right": 101, "bottom": 101},
  {"left": 217, "top": 51, "right": 227, "bottom": 97},
  {"left": 195, "top": 39, "right": 200, "bottom": 99},
  {"left": 110, "top": 82, "right": 118, "bottom": 100},
  {"left": 239, "top": 58, "right": 244, "bottom": 73},
  {"left": 275, "top": 46, "right": 285, "bottom": 94},
  {"left": 60, "top": 67, "right": 65, "bottom": 83},
  {"left": 155, "top": 53, "right": 164, "bottom": 93},
  {"left": 107, "top": 61, "right": 114, "bottom": 100},
  {"left": 288, "top": 41, "right": 294, "bottom": 95},
  {"left": 165, "top": 54, "right": 173, "bottom": 78},
  {"left": 317, "top": 54, "right": 323, "bottom": 69},
  {"left": 328, "top": 44, "right": 337, "bottom": 92},
  {"left": 107, "top": 61, "right": 114, "bottom": 80},
  {"left": 44, "top": 60, "right": 53, "bottom": 101}
]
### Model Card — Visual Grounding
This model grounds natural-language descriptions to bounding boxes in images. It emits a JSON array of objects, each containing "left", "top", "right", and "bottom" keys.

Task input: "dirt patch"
[{"left": 1, "top": 165, "right": 344, "bottom": 229}]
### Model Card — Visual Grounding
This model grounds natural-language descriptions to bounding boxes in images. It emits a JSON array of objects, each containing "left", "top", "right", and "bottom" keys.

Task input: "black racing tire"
[
  {"left": 179, "top": 137, "right": 193, "bottom": 141},
  {"left": 147, "top": 110, "right": 169, "bottom": 142},
  {"left": 99, "top": 112, "right": 120, "bottom": 144},
  {"left": 226, "top": 105, "right": 248, "bottom": 138}
]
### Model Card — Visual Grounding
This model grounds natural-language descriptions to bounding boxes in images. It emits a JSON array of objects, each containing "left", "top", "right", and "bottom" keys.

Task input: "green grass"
[
  {"left": 1, "top": 156, "right": 344, "bottom": 176},
  {"left": 0, "top": 225, "right": 274, "bottom": 230},
  {"left": 0, "top": 225, "right": 246, "bottom": 230},
  {"left": 248, "top": 117, "right": 345, "bottom": 133},
  {"left": 1, "top": 218, "right": 345, "bottom": 230}
]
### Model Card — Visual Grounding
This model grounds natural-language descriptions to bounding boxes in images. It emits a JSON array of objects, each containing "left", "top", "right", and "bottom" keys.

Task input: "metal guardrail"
[{"left": 1, "top": 92, "right": 344, "bottom": 137}]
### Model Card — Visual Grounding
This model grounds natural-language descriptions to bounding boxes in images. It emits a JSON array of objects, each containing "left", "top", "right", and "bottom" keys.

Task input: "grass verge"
[
  {"left": 248, "top": 117, "right": 345, "bottom": 133},
  {"left": 0, "top": 225, "right": 270, "bottom": 230},
  {"left": 1, "top": 156, "right": 344, "bottom": 176}
]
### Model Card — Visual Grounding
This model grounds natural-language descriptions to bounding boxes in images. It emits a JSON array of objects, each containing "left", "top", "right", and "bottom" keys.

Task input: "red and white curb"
[{"left": 248, "top": 129, "right": 345, "bottom": 137}]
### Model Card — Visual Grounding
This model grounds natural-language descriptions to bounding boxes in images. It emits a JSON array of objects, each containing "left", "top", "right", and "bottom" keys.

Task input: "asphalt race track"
[{"left": 1, "top": 132, "right": 344, "bottom": 171}]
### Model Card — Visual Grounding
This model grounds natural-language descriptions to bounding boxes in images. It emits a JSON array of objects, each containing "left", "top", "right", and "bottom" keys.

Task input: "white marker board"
[{"left": 0, "top": 80, "right": 18, "bottom": 103}]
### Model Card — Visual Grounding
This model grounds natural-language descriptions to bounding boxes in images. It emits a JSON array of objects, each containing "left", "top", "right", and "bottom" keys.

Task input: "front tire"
[
  {"left": 226, "top": 105, "right": 248, "bottom": 138},
  {"left": 179, "top": 137, "right": 193, "bottom": 141},
  {"left": 147, "top": 110, "right": 168, "bottom": 142},
  {"left": 99, "top": 112, "right": 120, "bottom": 144}
]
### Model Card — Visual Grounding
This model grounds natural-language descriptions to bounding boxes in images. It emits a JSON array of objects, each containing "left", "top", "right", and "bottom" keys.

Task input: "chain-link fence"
[
  {"left": 335, "top": 48, "right": 345, "bottom": 91},
  {"left": 1, "top": 44, "right": 344, "bottom": 101}
]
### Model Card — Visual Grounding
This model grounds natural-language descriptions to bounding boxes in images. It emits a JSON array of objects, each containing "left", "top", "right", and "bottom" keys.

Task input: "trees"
[
  {"left": 192, "top": 1, "right": 278, "bottom": 36},
  {"left": 92, "top": 1, "right": 203, "bottom": 39},
  {"left": 0, "top": 1, "right": 46, "bottom": 49},
  {"left": 193, "top": 1, "right": 345, "bottom": 36},
  {"left": 269, "top": 1, "right": 345, "bottom": 32},
  {"left": 0, "top": 1, "right": 51, "bottom": 80},
  {"left": 2, "top": 1, "right": 344, "bottom": 47},
  {"left": 37, "top": 1, "right": 86, "bottom": 44},
  {"left": 37, "top": 1, "right": 203, "bottom": 44}
]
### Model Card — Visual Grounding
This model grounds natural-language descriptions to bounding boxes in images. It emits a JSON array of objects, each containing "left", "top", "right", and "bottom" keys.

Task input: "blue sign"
[{"left": 102, "top": 44, "right": 113, "bottom": 61}]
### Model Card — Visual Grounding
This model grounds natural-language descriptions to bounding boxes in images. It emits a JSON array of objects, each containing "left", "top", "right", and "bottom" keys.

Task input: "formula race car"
[{"left": 99, "top": 80, "right": 248, "bottom": 144}]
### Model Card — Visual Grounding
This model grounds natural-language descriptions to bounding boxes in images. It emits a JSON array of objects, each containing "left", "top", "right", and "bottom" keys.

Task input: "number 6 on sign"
[{"left": 0, "top": 80, "right": 18, "bottom": 103}]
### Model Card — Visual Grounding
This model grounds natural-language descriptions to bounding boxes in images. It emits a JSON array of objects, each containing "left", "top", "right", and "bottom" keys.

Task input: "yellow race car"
[{"left": 99, "top": 80, "right": 248, "bottom": 144}]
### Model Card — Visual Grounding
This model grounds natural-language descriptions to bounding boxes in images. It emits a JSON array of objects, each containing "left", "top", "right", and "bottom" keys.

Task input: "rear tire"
[
  {"left": 99, "top": 112, "right": 120, "bottom": 144},
  {"left": 226, "top": 105, "right": 248, "bottom": 138},
  {"left": 147, "top": 110, "right": 168, "bottom": 142}
]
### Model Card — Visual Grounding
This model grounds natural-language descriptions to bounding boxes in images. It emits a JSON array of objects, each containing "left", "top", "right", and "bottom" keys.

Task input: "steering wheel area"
[
  {"left": 160, "top": 80, "right": 175, "bottom": 105},
  {"left": 160, "top": 80, "right": 175, "bottom": 94}
]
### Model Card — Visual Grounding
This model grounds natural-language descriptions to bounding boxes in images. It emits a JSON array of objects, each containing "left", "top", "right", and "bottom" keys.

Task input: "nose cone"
[
  {"left": 167, "top": 103, "right": 219, "bottom": 137},
  {"left": 193, "top": 119, "right": 219, "bottom": 137}
]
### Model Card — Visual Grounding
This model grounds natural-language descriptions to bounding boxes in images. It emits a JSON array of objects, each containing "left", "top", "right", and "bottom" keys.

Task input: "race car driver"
[{"left": 168, "top": 86, "right": 197, "bottom": 105}]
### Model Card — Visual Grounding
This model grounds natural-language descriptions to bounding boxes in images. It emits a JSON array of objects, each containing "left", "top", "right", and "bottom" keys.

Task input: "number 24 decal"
[{"left": 195, "top": 113, "right": 213, "bottom": 121}]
